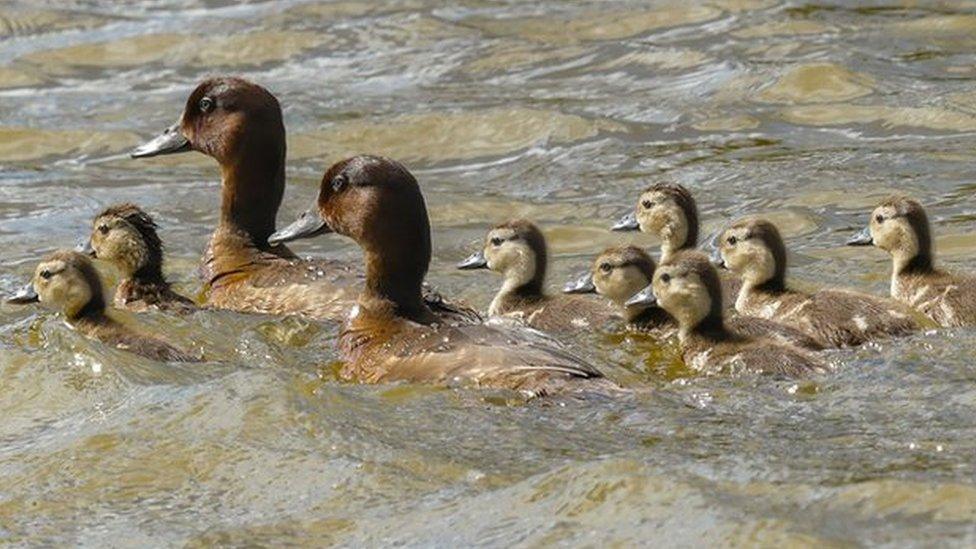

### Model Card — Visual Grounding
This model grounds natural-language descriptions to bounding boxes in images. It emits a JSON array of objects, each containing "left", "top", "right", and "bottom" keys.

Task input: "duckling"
[
  {"left": 83, "top": 203, "right": 196, "bottom": 313},
  {"left": 567, "top": 246, "right": 822, "bottom": 349},
  {"left": 131, "top": 76, "right": 359, "bottom": 320},
  {"left": 457, "top": 219, "right": 616, "bottom": 332},
  {"left": 718, "top": 218, "right": 918, "bottom": 347},
  {"left": 611, "top": 182, "right": 699, "bottom": 262},
  {"left": 625, "top": 251, "right": 826, "bottom": 377},
  {"left": 269, "top": 155, "right": 619, "bottom": 397},
  {"left": 611, "top": 181, "right": 741, "bottom": 303},
  {"left": 847, "top": 196, "right": 976, "bottom": 327},
  {"left": 7, "top": 250, "right": 197, "bottom": 362},
  {"left": 563, "top": 245, "right": 672, "bottom": 334}
]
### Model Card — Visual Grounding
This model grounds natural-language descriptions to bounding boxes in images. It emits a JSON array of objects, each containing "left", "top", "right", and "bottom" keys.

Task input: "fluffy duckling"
[
  {"left": 625, "top": 251, "right": 826, "bottom": 377},
  {"left": 718, "top": 218, "right": 918, "bottom": 347},
  {"left": 131, "top": 77, "right": 359, "bottom": 320},
  {"left": 848, "top": 196, "right": 976, "bottom": 327},
  {"left": 611, "top": 182, "right": 699, "bottom": 262},
  {"left": 457, "top": 219, "right": 616, "bottom": 332},
  {"left": 611, "top": 181, "right": 741, "bottom": 304},
  {"left": 567, "top": 246, "right": 822, "bottom": 349},
  {"left": 563, "top": 246, "right": 672, "bottom": 334},
  {"left": 7, "top": 250, "right": 197, "bottom": 362},
  {"left": 269, "top": 155, "right": 618, "bottom": 397},
  {"left": 83, "top": 203, "right": 196, "bottom": 313}
]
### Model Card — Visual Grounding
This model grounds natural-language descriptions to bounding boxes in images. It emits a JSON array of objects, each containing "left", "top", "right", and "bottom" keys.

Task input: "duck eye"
[
  {"left": 599, "top": 262, "right": 612, "bottom": 273},
  {"left": 332, "top": 174, "right": 348, "bottom": 192},
  {"left": 98, "top": 224, "right": 110, "bottom": 235},
  {"left": 727, "top": 236, "right": 737, "bottom": 246},
  {"left": 641, "top": 200, "right": 654, "bottom": 209},
  {"left": 199, "top": 97, "right": 215, "bottom": 113},
  {"left": 40, "top": 270, "right": 52, "bottom": 280},
  {"left": 490, "top": 237, "right": 503, "bottom": 247},
  {"left": 660, "top": 273, "right": 671, "bottom": 283},
  {"left": 875, "top": 214, "right": 884, "bottom": 224}
]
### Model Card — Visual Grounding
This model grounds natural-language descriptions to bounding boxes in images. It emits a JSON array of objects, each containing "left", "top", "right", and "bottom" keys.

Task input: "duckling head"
[
  {"left": 8, "top": 250, "right": 106, "bottom": 320},
  {"left": 851, "top": 196, "right": 933, "bottom": 274},
  {"left": 616, "top": 182, "right": 698, "bottom": 258},
  {"left": 87, "top": 203, "right": 164, "bottom": 280},
  {"left": 717, "top": 218, "right": 787, "bottom": 290},
  {"left": 589, "top": 246, "right": 656, "bottom": 310},
  {"left": 460, "top": 220, "right": 546, "bottom": 294},
  {"left": 636, "top": 251, "right": 722, "bottom": 337}
]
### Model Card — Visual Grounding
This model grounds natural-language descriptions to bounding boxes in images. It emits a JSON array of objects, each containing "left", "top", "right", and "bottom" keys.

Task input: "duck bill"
[
  {"left": 76, "top": 238, "right": 95, "bottom": 257},
  {"left": 131, "top": 123, "right": 191, "bottom": 158},
  {"left": 562, "top": 271, "right": 596, "bottom": 294},
  {"left": 611, "top": 212, "right": 639, "bottom": 232},
  {"left": 625, "top": 285, "right": 657, "bottom": 308},
  {"left": 456, "top": 250, "right": 488, "bottom": 270},
  {"left": 268, "top": 209, "right": 331, "bottom": 246},
  {"left": 846, "top": 227, "right": 874, "bottom": 246},
  {"left": 7, "top": 283, "right": 39, "bottom": 304},
  {"left": 710, "top": 248, "right": 726, "bottom": 269}
]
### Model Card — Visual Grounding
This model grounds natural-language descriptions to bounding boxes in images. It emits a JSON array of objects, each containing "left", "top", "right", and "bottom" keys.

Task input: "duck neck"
[
  {"left": 360, "top": 244, "right": 434, "bottom": 325},
  {"left": 66, "top": 299, "right": 110, "bottom": 327},
  {"left": 491, "top": 265, "right": 545, "bottom": 316},
  {"left": 131, "top": 259, "right": 167, "bottom": 287},
  {"left": 686, "top": 314, "right": 728, "bottom": 343},
  {"left": 660, "top": 225, "right": 692, "bottom": 263},
  {"left": 218, "top": 147, "right": 286, "bottom": 249}
]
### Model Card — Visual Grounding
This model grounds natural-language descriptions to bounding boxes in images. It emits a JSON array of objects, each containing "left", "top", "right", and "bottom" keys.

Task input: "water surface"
[{"left": 1, "top": 0, "right": 976, "bottom": 545}]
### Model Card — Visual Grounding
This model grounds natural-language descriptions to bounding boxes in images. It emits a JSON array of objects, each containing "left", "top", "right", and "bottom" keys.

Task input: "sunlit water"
[{"left": 2, "top": 0, "right": 976, "bottom": 545}]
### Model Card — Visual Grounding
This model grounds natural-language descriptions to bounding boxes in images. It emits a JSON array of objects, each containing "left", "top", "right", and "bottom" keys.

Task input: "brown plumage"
[
  {"left": 586, "top": 245, "right": 822, "bottom": 349},
  {"left": 271, "top": 155, "right": 617, "bottom": 397},
  {"left": 458, "top": 219, "right": 616, "bottom": 333},
  {"left": 582, "top": 245, "right": 674, "bottom": 336},
  {"left": 720, "top": 218, "right": 918, "bottom": 347},
  {"left": 87, "top": 203, "right": 197, "bottom": 313},
  {"left": 636, "top": 251, "right": 826, "bottom": 377},
  {"left": 8, "top": 250, "right": 198, "bottom": 362},
  {"left": 131, "top": 76, "right": 360, "bottom": 320},
  {"left": 851, "top": 196, "right": 976, "bottom": 327},
  {"left": 613, "top": 181, "right": 741, "bottom": 306}
]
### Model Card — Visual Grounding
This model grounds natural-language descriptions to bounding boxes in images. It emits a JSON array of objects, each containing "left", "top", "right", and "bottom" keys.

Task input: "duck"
[
  {"left": 611, "top": 181, "right": 741, "bottom": 303},
  {"left": 130, "top": 76, "right": 359, "bottom": 320},
  {"left": 625, "top": 251, "right": 826, "bottom": 377},
  {"left": 456, "top": 219, "right": 616, "bottom": 332},
  {"left": 268, "top": 154, "right": 620, "bottom": 397},
  {"left": 847, "top": 195, "right": 976, "bottom": 327},
  {"left": 717, "top": 218, "right": 918, "bottom": 347},
  {"left": 7, "top": 250, "right": 198, "bottom": 362},
  {"left": 562, "top": 245, "right": 673, "bottom": 334},
  {"left": 81, "top": 203, "right": 197, "bottom": 313},
  {"left": 566, "top": 246, "right": 823, "bottom": 349}
]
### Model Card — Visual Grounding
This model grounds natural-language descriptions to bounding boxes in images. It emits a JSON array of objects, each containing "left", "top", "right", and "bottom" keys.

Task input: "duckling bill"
[
  {"left": 847, "top": 196, "right": 976, "bottom": 327},
  {"left": 7, "top": 250, "right": 197, "bottom": 362}
]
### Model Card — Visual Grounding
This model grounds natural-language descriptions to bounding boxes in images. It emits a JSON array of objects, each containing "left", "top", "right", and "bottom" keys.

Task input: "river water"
[{"left": 1, "top": 0, "right": 976, "bottom": 546}]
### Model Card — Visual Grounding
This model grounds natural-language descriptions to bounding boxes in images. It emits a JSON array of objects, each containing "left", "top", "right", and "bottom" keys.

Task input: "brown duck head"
[{"left": 132, "top": 77, "right": 286, "bottom": 247}]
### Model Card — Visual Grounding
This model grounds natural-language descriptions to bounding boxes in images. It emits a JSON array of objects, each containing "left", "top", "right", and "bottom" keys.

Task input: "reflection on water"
[{"left": 1, "top": 0, "right": 976, "bottom": 545}]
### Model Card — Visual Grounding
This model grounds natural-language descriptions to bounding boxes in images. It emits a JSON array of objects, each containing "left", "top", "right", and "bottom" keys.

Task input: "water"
[{"left": 2, "top": 0, "right": 976, "bottom": 545}]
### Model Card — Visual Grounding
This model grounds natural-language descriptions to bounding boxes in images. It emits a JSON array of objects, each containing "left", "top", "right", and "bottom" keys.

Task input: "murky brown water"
[{"left": 2, "top": 0, "right": 976, "bottom": 546}]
